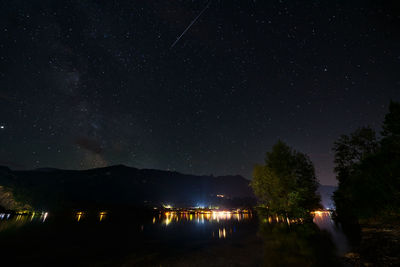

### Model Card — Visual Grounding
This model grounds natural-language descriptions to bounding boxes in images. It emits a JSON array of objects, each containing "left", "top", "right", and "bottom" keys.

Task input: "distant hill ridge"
[{"left": 0, "top": 165, "right": 255, "bottom": 211}]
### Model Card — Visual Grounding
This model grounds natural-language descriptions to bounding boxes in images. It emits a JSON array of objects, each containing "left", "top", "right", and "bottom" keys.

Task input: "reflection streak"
[{"left": 159, "top": 210, "right": 252, "bottom": 226}]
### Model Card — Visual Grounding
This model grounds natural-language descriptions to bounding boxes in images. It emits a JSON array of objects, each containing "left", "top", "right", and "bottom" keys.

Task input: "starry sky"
[{"left": 1, "top": 0, "right": 399, "bottom": 185}]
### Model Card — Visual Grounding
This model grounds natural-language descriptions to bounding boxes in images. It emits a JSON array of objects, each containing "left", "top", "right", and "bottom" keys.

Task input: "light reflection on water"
[
  {"left": 99, "top": 211, "right": 107, "bottom": 221},
  {"left": 261, "top": 215, "right": 304, "bottom": 225},
  {"left": 157, "top": 210, "right": 253, "bottom": 226},
  {"left": 3, "top": 210, "right": 344, "bottom": 242},
  {"left": 154, "top": 210, "right": 253, "bottom": 239},
  {"left": 0, "top": 212, "right": 48, "bottom": 232},
  {"left": 256, "top": 210, "right": 350, "bottom": 256},
  {"left": 76, "top": 211, "right": 84, "bottom": 222},
  {"left": 1, "top": 209, "right": 350, "bottom": 259},
  {"left": 1, "top": 210, "right": 252, "bottom": 227},
  {"left": 0, "top": 212, "right": 48, "bottom": 223},
  {"left": 312, "top": 210, "right": 349, "bottom": 255}
]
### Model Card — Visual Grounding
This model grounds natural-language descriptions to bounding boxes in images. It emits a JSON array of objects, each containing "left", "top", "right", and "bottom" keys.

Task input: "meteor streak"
[{"left": 170, "top": 1, "right": 211, "bottom": 49}]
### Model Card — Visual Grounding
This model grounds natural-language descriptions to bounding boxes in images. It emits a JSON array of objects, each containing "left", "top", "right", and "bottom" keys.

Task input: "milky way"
[{"left": 0, "top": 0, "right": 399, "bottom": 185}]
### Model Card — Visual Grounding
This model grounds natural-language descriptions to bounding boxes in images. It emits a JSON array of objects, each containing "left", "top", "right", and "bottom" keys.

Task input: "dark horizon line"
[{"left": 0, "top": 163, "right": 338, "bottom": 187}]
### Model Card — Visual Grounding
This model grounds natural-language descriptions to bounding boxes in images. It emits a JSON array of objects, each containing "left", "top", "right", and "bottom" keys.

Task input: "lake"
[{"left": 0, "top": 210, "right": 349, "bottom": 266}]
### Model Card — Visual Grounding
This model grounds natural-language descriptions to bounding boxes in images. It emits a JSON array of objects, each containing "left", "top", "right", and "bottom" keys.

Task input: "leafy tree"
[
  {"left": 333, "top": 101, "right": 400, "bottom": 220},
  {"left": 332, "top": 127, "right": 380, "bottom": 220},
  {"left": 332, "top": 127, "right": 378, "bottom": 184},
  {"left": 382, "top": 101, "right": 400, "bottom": 145},
  {"left": 380, "top": 101, "right": 400, "bottom": 212},
  {"left": 251, "top": 141, "right": 321, "bottom": 218}
]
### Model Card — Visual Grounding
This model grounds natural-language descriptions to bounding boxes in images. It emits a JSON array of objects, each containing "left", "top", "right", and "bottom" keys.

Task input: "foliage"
[
  {"left": 332, "top": 127, "right": 378, "bottom": 184},
  {"left": 382, "top": 101, "right": 400, "bottom": 143},
  {"left": 333, "top": 101, "right": 400, "bottom": 221},
  {"left": 0, "top": 186, "right": 32, "bottom": 211},
  {"left": 251, "top": 141, "right": 321, "bottom": 218}
]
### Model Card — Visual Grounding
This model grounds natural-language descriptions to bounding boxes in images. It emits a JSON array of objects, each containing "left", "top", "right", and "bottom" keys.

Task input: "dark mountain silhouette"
[{"left": 0, "top": 165, "right": 255, "bottom": 211}]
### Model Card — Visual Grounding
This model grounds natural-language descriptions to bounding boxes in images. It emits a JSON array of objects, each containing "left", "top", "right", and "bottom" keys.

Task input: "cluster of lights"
[
  {"left": 311, "top": 210, "right": 332, "bottom": 223},
  {"left": 263, "top": 216, "right": 304, "bottom": 225},
  {"left": 0, "top": 213, "right": 11, "bottom": 220},
  {"left": 311, "top": 210, "right": 331, "bottom": 217},
  {"left": 157, "top": 209, "right": 252, "bottom": 226},
  {"left": 162, "top": 204, "right": 173, "bottom": 209},
  {"left": 75, "top": 211, "right": 108, "bottom": 222},
  {"left": 0, "top": 211, "right": 49, "bottom": 222},
  {"left": 261, "top": 210, "right": 332, "bottom": 225}
]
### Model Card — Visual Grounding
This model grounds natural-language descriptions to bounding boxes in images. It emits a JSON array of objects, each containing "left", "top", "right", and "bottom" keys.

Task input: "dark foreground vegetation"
[
  {"left": 333, "top": 101, "right": 400, "bottom": 265},
  {"left": 247, "top": 101, "right": 400, "bottom": 266}
]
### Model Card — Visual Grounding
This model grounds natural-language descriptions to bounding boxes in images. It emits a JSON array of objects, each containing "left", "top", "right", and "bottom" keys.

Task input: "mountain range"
[
  {"left": 0, "top": 165, "right": 337, "bottom": 212},
  {"left": 0, "top": 165, "right": 255, "bottom": 211}
]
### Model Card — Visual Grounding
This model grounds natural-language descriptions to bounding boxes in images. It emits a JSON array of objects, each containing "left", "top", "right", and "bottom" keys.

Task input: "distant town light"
[
  {"left": 99, "top": 211, "right": 107, "bottom": 221},
  {"left": 76, "top": 211, "right": 84, "bottom": 222},
  {"left": 43, "top": 212, "right": 48, "bottom": 222},
  {"left": 195, "top": 204, "right": 205, "bottom": 209},
  {"left": 162, "top": 204, "right": 173, "bottom": 209}
]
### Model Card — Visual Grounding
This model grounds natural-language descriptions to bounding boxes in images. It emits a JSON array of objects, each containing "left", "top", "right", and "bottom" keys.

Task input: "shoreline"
[{"left": 343, "top": 222, "right": 400, "bottom": 266}]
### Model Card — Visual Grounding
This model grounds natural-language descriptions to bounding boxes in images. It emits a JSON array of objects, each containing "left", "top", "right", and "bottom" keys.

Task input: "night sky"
[{"left": 1, "top": 1, "right": 399, "bottom": 185}]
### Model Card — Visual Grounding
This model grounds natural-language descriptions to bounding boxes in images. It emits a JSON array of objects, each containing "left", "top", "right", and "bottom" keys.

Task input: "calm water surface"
[{"left": 0, "top": 210, "right": 349, "bottom": 266}]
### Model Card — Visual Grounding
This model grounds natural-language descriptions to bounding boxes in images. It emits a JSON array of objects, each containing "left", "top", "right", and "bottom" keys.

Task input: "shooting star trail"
[{"left": 170, "top": 1, "right": 211, "bottom": 49}]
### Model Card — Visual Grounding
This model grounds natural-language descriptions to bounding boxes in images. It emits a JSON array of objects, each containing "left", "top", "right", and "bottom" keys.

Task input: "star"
[{"left": 0, "top": 0, "right": 398, "bottom": 186}]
